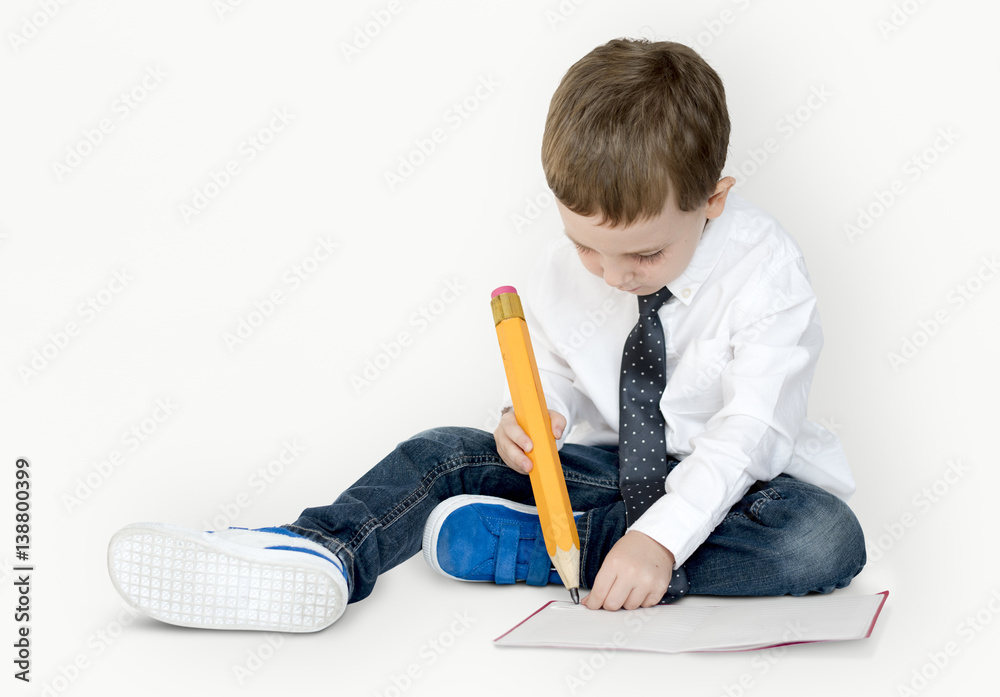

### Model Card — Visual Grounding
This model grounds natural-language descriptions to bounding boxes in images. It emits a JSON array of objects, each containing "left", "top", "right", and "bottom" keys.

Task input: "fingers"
[
  {"left": 640, "top": 590, "right": 665, "bottom": 608},
  {"left": 493, "top": 409, "right": 568, "bottom": 474},
  {"left": 583, "top": 571, "right": 637, "bottom": 611},
  {"left": 549, "top": 410, "right": 567, "bottom": 440},
  {"left": 582, "top": 532, "right": 674, "bottom": 611},
  {"left": 584, "top": 576, "right": 662, "bottom": 611},
  {"left": 493, "top": 409, "right": 534, "bottom": 474},
  {"left": 582, "top": 571, "right": 613, "bottom": 610}
]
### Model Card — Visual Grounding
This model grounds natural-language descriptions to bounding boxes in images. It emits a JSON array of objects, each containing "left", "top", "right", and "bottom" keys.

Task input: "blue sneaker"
[
  {"left": 422, "top": 495, "right": 581, "bottom": 586},
  {"left": 108, "top": 523, "right": 349, "bottom": 632}
]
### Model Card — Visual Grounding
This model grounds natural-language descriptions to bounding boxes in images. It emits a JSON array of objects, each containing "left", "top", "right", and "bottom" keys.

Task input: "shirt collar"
[{"left": 665, "top": 200, "right": 734, "bottom": 306}]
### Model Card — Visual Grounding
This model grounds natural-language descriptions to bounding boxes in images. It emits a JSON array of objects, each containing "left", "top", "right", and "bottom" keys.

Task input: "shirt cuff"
[{"left": 627, "top": 492, "right": 714, "bottom": 568}]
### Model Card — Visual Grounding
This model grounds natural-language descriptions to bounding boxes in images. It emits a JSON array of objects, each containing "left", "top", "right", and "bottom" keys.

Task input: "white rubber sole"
[
  {"left": 421, "top": 495, "right": 543, "bottom": 582},
  {"left": 108, "top": 523, "right": 348, "bottom": 633}
]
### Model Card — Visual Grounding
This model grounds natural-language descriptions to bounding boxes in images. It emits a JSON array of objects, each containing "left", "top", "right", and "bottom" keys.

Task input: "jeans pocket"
[{"left": 747, "top": 486, "right": 782, "bottom": 525}]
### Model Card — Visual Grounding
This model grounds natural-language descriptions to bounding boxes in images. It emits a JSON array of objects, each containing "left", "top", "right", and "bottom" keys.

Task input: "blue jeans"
[{"left": 283, "top": 427, "right": 866, "bottom": 603}]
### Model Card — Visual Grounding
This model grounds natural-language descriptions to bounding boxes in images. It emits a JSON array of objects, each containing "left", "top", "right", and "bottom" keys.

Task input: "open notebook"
[{"left": 495, "top": 591, "right": 888, "bottom": 653}]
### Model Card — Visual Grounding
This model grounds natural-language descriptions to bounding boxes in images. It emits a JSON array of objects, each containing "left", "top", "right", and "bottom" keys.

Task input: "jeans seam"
[
  {"left": 345, "top": 455, "right": 505, "bottom": 553},
  {"left": 292, "top": 445, "right": 620, "bottom": 596},
  {"left": 284, "top": 525, "right": 355, "bottom": 579},
  {"left": 289, "top": 455, "right": 506, "bottom": 597},
  {"left": 564, "top": 471, "right": 620, "bottom": 490}
]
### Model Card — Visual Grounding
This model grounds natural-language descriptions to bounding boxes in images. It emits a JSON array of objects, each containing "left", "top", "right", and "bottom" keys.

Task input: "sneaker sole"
[
  {"left": 108, "top": 523, "right": 347, "bottom": 633},
  {"left": 421, "top": 494, "right": 542, "bottom": 582}
]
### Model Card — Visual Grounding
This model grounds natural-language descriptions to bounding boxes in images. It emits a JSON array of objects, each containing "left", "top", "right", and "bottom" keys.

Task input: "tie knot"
[{"left": 638, "top": 286, "right": 672, "bottom": 317}]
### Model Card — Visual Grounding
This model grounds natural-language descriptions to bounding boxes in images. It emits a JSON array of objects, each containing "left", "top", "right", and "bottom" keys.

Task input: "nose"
[{"left": 602, "top": 259, "right": 635, "bottom": 289}]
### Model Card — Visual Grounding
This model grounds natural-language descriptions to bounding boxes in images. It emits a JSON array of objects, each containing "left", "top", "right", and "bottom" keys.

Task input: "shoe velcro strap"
[
  {"left": 525, "top": 528, "right": 553, "bottom": 586},
  {"left": 495, "top": 523, "right": 520, "bottom": 584}
]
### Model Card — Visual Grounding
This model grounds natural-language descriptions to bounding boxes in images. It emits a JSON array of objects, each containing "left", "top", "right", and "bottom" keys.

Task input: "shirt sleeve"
[{"left": 628, "top": 256, "right": 824, "bottom": 567}]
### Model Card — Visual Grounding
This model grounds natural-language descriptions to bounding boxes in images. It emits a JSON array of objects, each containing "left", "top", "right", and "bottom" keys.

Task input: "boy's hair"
[{"left": 542, "top": 38, "right": 730, "bottom": 227}]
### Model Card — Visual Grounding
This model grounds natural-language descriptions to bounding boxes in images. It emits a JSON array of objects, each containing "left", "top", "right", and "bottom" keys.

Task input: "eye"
[
  {"left": 635, "top": 250, "right": 664, "bottom": 264},
  {"left": 573, "top": 242, "right": 663, "bottom": 263}
]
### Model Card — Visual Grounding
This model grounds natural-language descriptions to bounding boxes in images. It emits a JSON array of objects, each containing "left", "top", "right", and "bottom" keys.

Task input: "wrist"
[{"left": 628, "top": 530, "right": 675, "bottom": 568}]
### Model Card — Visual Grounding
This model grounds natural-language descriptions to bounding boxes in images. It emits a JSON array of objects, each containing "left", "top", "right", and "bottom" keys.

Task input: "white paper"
[{"left": 495, "top": 592, "right": 888, "bottom": 653}]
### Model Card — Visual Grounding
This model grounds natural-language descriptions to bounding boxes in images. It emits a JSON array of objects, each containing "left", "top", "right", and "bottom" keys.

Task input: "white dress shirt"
[{"left": 508, "top": 193, "right": 855, "bottom": 568}]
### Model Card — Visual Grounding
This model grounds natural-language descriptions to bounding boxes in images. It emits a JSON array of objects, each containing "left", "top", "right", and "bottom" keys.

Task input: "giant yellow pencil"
[{"left": 491, "top": 285, "right": 581, "bottom": 603}]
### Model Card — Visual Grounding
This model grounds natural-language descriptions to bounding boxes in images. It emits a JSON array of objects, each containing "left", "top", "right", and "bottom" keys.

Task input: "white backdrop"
[{"left": 2, "top": 1, "right": 998, "bottom": 695}]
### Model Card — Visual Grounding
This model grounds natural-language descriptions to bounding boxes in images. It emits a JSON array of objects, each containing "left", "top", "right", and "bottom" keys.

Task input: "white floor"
[{"left": 2, "top": 2, "right": 997, "bottom": 695}]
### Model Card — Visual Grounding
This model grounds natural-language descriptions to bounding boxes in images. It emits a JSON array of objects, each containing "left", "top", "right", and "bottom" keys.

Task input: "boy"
[{"left": 108, "top": 38, "right": 865, "bottom": 631}]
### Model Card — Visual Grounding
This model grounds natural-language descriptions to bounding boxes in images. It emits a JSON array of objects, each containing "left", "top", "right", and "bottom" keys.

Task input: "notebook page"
[
  {"left": 495, "top": 592, "right": 888, "bottom": 653},
  {"left": 495, "top": 601, "right": 716, "bottom": 651},
  {"left": 681, "top": 593, "right": 887, "bottom": 651}
]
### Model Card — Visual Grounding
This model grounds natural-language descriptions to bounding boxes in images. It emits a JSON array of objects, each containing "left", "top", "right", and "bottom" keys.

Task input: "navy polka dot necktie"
[{"left": 619, "top": 286, "right": 673, "bottom": 525}]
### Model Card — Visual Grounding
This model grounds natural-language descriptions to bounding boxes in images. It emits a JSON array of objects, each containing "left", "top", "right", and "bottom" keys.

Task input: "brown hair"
[{"left": 541, "top": 38, "right": 730, "bottom": 226}]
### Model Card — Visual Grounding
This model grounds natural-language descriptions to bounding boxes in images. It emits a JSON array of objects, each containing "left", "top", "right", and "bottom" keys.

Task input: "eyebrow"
[{"left": 563, "top": 231, "right": 664, "bottom": 256}]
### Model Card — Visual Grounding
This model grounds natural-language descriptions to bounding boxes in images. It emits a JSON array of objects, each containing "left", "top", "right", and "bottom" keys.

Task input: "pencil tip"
[{"left": 570, "top": 588, "right": 580, "bottom": 605}]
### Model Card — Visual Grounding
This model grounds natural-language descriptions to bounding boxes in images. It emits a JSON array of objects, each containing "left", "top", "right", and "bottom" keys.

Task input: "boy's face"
[{"left": 558, "top": 178, "right": 734, "bottom": 296}]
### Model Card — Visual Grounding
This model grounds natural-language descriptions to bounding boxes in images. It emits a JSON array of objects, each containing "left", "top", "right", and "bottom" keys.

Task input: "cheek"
[
  {"left": 655, "top": 246, "right": 693, "bottom": 281},
  {"left": 580, "top": 255, "right": 603, "bottom": 277}
]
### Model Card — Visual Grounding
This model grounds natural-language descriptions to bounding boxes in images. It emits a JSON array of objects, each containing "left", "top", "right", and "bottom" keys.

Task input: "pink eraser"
[{"left": 491, "top": 285, "right": 518, "bottom": 298}]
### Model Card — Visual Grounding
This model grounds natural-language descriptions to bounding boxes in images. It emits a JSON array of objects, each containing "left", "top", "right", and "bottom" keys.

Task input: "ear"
[{"left": 705, "top": 177, "right": 736, "bottom": 220}]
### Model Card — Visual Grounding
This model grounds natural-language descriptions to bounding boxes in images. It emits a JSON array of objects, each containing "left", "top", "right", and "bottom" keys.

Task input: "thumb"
[{"left": 549, "top": 410, "right": 567, "bottom": 439}]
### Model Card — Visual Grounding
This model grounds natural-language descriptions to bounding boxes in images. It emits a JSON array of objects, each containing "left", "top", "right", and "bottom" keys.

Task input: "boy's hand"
[
  {"left": 582, "top": 531, "right": 675, "bottom": 611},
  {"left": 493, "top": 407, "right": 566, "bottom": 474}
]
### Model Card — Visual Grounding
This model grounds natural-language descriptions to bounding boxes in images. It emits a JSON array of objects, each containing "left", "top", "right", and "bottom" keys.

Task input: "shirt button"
[{"left": 682, "top": 288, "right": 692, "bottom": 298}]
